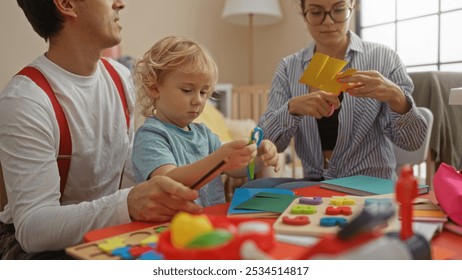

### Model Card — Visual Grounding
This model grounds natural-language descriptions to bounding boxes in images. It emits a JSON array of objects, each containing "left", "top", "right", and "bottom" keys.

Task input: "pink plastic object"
[
  {"left": 433, "top": 162, "right": 462, "bottom": 226},
  {"left": 157, "top": 215, "right": 275, "bottom": 260}
]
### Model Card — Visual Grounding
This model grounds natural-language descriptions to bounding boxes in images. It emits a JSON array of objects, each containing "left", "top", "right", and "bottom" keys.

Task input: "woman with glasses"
[{"left": 256, "top": 0, "right": 427, "bottom": 185}]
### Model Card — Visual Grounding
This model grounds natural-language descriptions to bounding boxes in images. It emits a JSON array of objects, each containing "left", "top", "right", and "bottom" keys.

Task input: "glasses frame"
[{"left": 303, "top": 4, "right": 354, "bottom": 26}]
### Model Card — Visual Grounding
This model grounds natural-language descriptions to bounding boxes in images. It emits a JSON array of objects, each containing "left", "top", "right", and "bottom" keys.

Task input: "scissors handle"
[
  {"left": 248, "top": 127, "right": 264, "bottom": 147},
  {"left": 247, "top": 127, "right": 264, "bottom": 180}
]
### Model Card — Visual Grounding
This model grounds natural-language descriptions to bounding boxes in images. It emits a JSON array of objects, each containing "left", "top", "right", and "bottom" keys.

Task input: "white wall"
[
  {"left": 114, "top": 0, "right": 311, "bottom": 86},
  {"left": 0, "top": 0, "right": 307, "bottom": 89},
  {"left": 0, "top": 0, "right": 354, "bottom": 89},
  {"left": 0, "top": 0, "right": 48, "bottom": 88}
]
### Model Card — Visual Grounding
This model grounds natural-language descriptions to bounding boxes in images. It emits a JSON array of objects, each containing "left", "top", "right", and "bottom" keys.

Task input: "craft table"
[{"left": 81, "top": 186, "right": 462, "bottom": 260}]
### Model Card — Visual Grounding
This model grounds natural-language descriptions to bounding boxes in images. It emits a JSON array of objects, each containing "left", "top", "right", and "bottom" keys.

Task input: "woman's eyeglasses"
[{"left": 303, "top": 4, "right": 353, "bottom": 26}]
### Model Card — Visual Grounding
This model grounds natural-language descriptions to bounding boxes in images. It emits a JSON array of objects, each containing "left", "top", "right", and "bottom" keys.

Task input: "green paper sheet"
[{"left": 233, "top": 192, "right": 297, "bottom": 213}]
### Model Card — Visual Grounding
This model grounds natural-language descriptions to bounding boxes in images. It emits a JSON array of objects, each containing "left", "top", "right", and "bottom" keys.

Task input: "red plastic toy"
[
  {"left": 157, "top": 215, "right": 275, "bottom": 260},
  {"left": 395, "top": 164, "right": 418, "bottom": 240}
]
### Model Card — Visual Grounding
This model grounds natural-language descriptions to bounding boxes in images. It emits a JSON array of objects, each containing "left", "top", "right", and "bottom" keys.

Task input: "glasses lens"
[
  {"left": 331, "top": 5, "right": 351, "bottom": 23},
  {"left": 305, "top": 7, "right": 324, "bottom": 25}
]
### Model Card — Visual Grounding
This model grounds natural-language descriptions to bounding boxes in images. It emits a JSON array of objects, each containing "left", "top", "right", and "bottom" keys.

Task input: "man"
[{"left": 0, "top": 0, "right": 201, "bottom": 259}]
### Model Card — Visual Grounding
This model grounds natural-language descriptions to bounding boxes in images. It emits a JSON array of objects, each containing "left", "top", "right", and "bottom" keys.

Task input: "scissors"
[{"left": 247, "top": 127, "right": 264, "bottom": 180}]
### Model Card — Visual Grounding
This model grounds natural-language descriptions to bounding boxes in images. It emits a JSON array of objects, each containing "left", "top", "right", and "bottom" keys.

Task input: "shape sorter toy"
[
  {"left": 65, "top": 213, "right": 275, "bottom": 260},
  {"left": 65, "top": 224, "right": 168, "bottom": 260},
  {"left": 273, "top": 196, "right": 400, "bottom": 237}
]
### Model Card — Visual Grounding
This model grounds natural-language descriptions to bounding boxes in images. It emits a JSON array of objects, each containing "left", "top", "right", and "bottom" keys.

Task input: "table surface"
[{"left": 84, "top": 186, "right": 462, "bottom": 260}]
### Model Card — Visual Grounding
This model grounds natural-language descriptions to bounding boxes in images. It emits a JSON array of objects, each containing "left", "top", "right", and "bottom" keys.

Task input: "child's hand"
[
  {"left": 220, "top": 139, "right": 257, "bottom": 170},
  {"left": 257, "top": 140, "right": 281, "bottom": 173}
]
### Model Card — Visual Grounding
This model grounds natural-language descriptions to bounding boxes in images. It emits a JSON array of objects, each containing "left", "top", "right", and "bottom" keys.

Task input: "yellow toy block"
[
  {"left": 98, "top": 237, "right": 126, "bottom": 253},
  {"left": 330, "top": 197, "right": 356, "bottom": 206}
]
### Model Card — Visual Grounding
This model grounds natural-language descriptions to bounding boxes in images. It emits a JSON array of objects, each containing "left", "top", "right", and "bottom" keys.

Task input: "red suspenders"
[
  {"left": 100, "top": 58, "right": 130, "bottom": 130},
  {"left": 15, "top": 58, "right": 130, "bottom": 195}
]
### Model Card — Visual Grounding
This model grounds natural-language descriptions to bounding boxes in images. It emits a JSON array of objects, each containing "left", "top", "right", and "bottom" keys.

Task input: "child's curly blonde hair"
[{"left": 133, "top": 36, "right": 219, "bottom": 117}]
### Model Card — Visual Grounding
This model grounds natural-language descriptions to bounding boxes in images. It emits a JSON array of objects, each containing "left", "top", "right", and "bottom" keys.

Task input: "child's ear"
[{"left": 149, "top": 84, "right": 161, "bottom": 98}]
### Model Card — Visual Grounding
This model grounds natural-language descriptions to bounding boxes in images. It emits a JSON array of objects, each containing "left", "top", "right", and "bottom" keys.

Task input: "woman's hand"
[
  {"left": 338, "top": 70, "right": 411, "bottom": 114},
  {"left": 288, "top": 91, "right": 341, "bottom": 119}
]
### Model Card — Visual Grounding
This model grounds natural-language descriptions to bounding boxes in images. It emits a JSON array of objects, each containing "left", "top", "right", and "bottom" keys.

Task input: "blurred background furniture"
[
  {"left": 409, "top": 71, "right": 462, "bottom": 186},
  {"left": 449, "top": 87, "right": 462, "bottom": 170},
  {"left": 0, "top": 164, "right": 6, "bottom": 211},
  {"left": 230, "top": 84, "right": 270, "bottom": 120},
  {"left": 391, "top": 107, "right": 434, "bottom": 183}
]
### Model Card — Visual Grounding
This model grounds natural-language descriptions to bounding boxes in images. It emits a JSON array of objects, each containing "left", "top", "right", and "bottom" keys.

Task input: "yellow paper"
[
  {"left": 317, "top": 57, "right": 347, "bottom": 85},
  {"left": 299, "top": 52, "right": 357, "bottom": 95},
  {"left": 299, "top": 52, "right": 329, "bottom": 87}
]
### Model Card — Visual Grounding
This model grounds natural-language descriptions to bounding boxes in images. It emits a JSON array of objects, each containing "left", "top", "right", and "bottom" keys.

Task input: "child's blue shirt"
[{"left": 132, "top": 117, "right": 225, "bottom": 207}]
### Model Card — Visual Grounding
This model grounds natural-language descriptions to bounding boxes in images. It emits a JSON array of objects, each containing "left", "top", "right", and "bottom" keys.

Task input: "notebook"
[
  {"left": 320, "top": 175, "right": 429, "bottom": 196},
  {"left": 227, "top": 188, "right": 296, "bottom": 218},
  {"left": 404, "top": 198, "right": 448, "bottom": 223}
]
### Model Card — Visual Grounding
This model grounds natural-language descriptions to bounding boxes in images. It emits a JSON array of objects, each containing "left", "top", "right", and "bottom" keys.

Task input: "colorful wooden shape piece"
[
  {"left": 364, "top": 198, "right": 392, "bottom": 207},
  {"left": 140, "top": 235, "right": 159, "bottom": 246},
  {"left": 138, "top": 251, "right": 164, "bottom": 260},
  {"left": 129, "top": 245, "right": 153, "bottom": 258},
  {"left": 325, "top": 206, "right": 353, "bottom": 216},
  {"left": 320, "top": 217, "right": 348, "bottom": 227},
  {"left": 299, "top": 197, "right": 323, "bottom": 205},
  {"left": 290, "top": 205, "right": 317, "bottom": 214},
  {"left": 282, "top": 215, "right": 310, "bottom": 226},
  {"left": 154, "top": 226, "right": 168, "bottom": 233},
  {"left": 98, "top": 237, "right": 126, "bottom": 253},
  {"left": 111, "top": 246, "right": 133, "bottom": 260},
  {"left": 330, "top": 197, "right": 356, "bottom": 206}
]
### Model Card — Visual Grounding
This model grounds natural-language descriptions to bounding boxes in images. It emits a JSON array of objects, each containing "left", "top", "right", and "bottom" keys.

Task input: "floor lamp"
[{"left": 222, "top": 0, "right": 282, "bottom": 85}]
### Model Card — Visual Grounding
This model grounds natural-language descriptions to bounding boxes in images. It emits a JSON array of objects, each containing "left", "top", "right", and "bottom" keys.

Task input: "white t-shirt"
[{"left": 0, "top": 55, "right": 136, "bottom": 253}]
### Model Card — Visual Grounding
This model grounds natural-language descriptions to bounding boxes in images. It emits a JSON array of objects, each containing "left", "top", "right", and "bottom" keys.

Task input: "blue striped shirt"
[{"left": 258, "top": 31, "right": 427, "bottom": 180}]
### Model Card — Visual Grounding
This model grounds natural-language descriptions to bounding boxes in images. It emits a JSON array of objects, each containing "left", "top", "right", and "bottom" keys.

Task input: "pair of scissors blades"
[{"left": 247, "top": 127, "right": 263, "bottom": 180}]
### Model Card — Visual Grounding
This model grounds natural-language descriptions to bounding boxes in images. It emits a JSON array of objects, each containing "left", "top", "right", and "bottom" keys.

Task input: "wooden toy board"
[
  {"left": 65, "top": 224, "right": 168, "bottom": 260},
  {"left": 273, "top": 196, "right": 400, "bottom": 237}
]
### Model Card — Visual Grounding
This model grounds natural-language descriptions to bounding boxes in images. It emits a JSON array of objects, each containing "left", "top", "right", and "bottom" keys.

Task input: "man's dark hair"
[{"left": 17, "top": 0, "right": 64, "bottom": 42}]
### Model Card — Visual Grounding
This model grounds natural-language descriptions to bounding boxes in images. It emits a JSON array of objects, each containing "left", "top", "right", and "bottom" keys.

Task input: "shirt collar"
[{"left": 301, "top": 30, "right": 365, "bottom": 65}]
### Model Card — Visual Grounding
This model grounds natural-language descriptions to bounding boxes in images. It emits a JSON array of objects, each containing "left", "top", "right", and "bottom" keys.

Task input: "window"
[{"left": 356, "top": 0, "right": 462, "bottom": 72}]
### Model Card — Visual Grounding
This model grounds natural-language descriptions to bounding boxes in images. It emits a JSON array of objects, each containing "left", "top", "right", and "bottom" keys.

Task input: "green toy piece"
[{"left": 186, "top": 230, "right": 233, "bottom": 248}]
